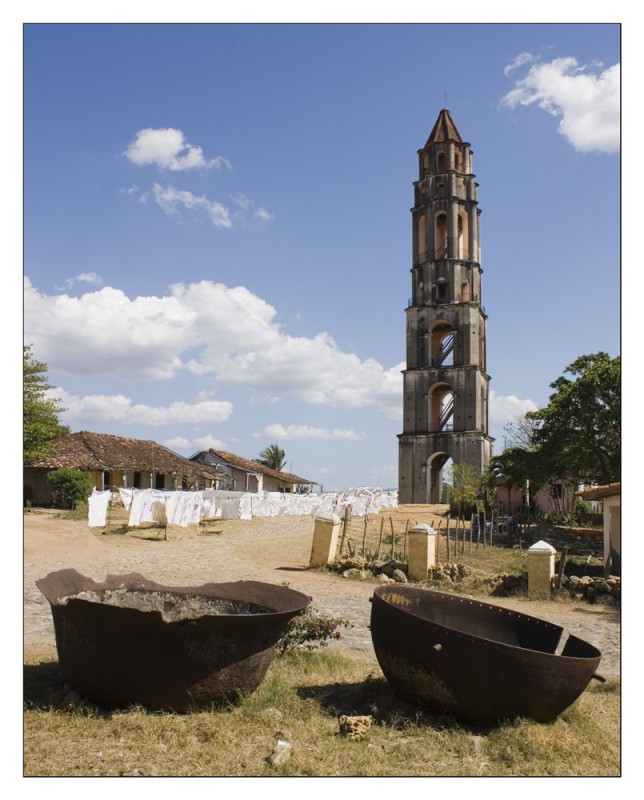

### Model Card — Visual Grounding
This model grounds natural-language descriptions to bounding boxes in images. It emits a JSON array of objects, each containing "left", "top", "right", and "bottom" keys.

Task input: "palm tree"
[{"left": 255, "top": 444, "right": 286, "bottom": 471}]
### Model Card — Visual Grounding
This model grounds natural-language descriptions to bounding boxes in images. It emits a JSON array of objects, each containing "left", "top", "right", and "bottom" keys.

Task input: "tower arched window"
[
  {"left": 437, "top": 151, "right": 446, "bottom": 172},
  {"left": 457, "top": 212, "right": 469, "bottom": 259},
  {"left": 435, "top": 212, "right": 447, "bottom": 259},
  {"left": 429, "top": 383, "right": 454, "bottom": 432},
  {"left": 418, "top": 213, "right": 426, "bottom": 261},
  {"left": 430, "top": 322, "right": 454, "bottom": 366}
]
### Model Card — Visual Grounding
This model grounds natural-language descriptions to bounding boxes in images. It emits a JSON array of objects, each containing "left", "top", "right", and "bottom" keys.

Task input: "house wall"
[
  {"left": 496, "top": 482, "right": 579, "bottom": 515},
  {"left": 24, "top": 468, "right": 55, "bottom": 505},
  {"left": 603, "top": 494, "right": 621, "bottom": 576},
  {"left": 24, "top": 467, "right": 181, "bottom": 506}
]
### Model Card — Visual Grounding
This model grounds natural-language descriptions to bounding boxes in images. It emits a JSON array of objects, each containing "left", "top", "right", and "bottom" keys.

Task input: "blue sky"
[{"left": 22, "top": 21, "right": 620, "bottom": 491}]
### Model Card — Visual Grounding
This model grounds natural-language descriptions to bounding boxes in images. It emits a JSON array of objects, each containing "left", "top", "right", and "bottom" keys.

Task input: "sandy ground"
[{"left": 24, "top": 510, "right": 620, "bottom": 678}]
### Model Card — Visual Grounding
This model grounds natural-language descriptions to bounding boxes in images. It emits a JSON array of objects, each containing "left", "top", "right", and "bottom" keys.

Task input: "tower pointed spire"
[{"left": 425, "top": 108, "right": 463, "bottom": 146}]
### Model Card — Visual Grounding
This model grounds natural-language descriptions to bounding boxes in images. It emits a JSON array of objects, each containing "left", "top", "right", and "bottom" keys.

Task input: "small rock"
[
  {"left": 339, "top": 715, "right": 372, "bottom": 740},
  {"left": 377, "top": 573, "right": 394, "bottom": 584},
  {"left": 342, "top": 568, "right": 361, "bottom": 579},
  {"left": 267, "top": 739, "right": 292, "bottom": 767},
  {"left": 392, "top": 569, "right": 408, "bottom": 583}
]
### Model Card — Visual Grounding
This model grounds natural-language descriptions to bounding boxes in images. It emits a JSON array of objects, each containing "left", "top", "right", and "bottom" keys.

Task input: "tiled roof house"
[
  {"left": 190, "top": 449, "right": 316, "bottom": 493},
  {"left": 24, "top": 431, "right": 225, "bottom": 506}
]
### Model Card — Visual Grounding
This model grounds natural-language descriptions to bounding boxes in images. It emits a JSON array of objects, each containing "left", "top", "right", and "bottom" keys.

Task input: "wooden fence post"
[
  {"left": 361, "top": 515, "right": 368, "bottom": 557},
  {"left": 339, "top": 504, "right": 351, "bottom": 556}
]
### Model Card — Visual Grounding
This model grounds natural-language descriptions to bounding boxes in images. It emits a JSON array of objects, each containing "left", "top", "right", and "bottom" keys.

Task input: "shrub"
[
  {"left": 47, "top": 468, "right": 93, "bottom": 509},
  {"left": 277, "top": 606, "right": 351, "bottom": 654}
]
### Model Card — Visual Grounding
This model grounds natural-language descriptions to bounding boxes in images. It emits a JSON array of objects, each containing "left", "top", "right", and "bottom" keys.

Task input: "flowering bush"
[{"left": 277, "top": 606, "right": 352, "bottom": 654}]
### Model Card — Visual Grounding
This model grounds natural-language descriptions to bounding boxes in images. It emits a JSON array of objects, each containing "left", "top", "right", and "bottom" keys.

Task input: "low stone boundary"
[{"left": 330, "top": 557, "right": 621, "bottom": 606}]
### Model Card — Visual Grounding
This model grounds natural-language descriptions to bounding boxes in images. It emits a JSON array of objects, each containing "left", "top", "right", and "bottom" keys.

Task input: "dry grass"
[{"left": 24, "top": 647, "right": 620, "bottom": 777}]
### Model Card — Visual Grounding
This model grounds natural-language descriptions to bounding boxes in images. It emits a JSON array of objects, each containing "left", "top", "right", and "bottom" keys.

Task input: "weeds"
[{"left": 277, "top": 607, "right": 352, "bottom": 654}]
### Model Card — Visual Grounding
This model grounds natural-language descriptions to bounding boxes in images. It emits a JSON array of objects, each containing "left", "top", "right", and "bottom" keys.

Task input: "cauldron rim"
[{"left": 37, "top": 568, "right": 312, "bottom": 618}]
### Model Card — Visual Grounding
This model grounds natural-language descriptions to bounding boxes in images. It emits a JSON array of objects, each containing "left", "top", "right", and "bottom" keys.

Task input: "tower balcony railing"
[
  {"left": 430, "top": 422, "right": 454, "bottom": 433},
  {"left": 435, "top": 334, "right": 454, "bottom": 366},
  {"left": 435, "top": 237, "right": 448, "bottom": 259},
  {"left": 438, "top": 397, "right": 454, "bottom": 430}
]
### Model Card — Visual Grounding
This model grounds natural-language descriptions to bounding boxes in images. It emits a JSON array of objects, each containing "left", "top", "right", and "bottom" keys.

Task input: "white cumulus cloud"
[
  {"left": 152, "top": 183, "right": 232, "bottom": 228},
  {"left": 488, "top": 390, "right": 538, "bottom": 432},
  {"left": 164, "top": 435, "right": 227, "bottom": 454},
  {"left": 255, "top": 207, "right": 274, "bottom": 222},
  {"left": 125, "top": 128, "right": 230, "bottom": 171},
  {"left": 58, "top": 272, "right": 103, "bottom": 291},
  {"left": 231, "top": 193, "right": 274, "bottom": 224},
  {"left": 501, "top": 57, "right": 620, "bottom": 153},
  {"left": 504, "top": 51, "right": 537, "bottom": 76},
  {"left": 53, "top": 388, "right": 233, "bottom": 427},
  {"left": 24, "top": 277, "right": 403, "bottom": 416},
  {"left": 255, "top": 424, "right": 366, "bottom": 441}
]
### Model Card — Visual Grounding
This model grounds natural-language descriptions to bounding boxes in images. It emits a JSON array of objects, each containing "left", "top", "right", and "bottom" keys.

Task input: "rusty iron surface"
[
  {"left": 370, "top": 585, "right": 602, "bottom": 724},
  {"left": 37, "top": 569, "right": 310, "bottom": 712}
]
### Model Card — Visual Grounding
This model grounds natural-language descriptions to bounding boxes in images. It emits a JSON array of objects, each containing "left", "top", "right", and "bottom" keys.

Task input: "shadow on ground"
[{"left": 296, "top": 677, "right": 499, "bottom": 734}]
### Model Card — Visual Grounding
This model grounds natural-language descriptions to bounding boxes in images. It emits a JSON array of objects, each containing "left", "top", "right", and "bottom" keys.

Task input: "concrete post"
[
  {"left": 408, "top": 523, "right": 437, "bottom": 581},
  {"left": 527, "top": 540, "right": 556, "bottom": 597},
  {"left": 309, "top": 514, "right": 342, "bottom": 568}
]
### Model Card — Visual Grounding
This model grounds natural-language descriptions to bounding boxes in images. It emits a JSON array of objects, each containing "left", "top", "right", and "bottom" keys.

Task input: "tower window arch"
[
  {"left": 418, "top": 213, "right": 426, "bottom": 261},
  {"left": 430, "top": 321, "right": 454, "bottom": 366},
  {"left": 435, "top": 212, "right": 447, "bottom": 259},
  {"left": 428, "top": 382, "right": 454, "bottom": 432},
  {"left": 437, "top": 151, "right": 446, "bottom": 173},
  {"left": 457, "top": 212, "right": 469, "bottom": 260}
]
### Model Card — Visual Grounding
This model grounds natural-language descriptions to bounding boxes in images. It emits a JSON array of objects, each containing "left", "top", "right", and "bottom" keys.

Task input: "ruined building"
[{"left": 398, "top": 109, "right": 493, "bottom": 503}]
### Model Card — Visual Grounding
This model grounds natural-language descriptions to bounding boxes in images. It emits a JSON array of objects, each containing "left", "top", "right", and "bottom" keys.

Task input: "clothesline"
[{"left": 87, "top": 487, "right": 399, "bottom": 528}]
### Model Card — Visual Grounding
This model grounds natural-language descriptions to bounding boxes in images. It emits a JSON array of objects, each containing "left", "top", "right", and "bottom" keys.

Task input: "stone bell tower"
[{"left": 398, "top": 109, "right": 493, "bottom": 504}]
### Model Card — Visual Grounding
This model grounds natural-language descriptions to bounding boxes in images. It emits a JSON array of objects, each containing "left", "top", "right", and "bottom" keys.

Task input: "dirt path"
[{"left": 24, "top": 511, "right": 620, "bottom": 677}]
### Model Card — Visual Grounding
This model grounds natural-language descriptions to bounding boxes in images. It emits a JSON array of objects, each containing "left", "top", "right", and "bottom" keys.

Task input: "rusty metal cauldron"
[
  {"left": 37, "top": 569, "right": 311, "bottom": 712},
  {"left": 370, "top": 585, "right": 602, "bottom": 724}
]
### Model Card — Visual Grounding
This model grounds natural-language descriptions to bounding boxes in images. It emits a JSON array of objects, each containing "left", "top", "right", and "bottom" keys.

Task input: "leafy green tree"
[
  {"left": 24, "top": 345, "right": 67, "bottom": 465},
  {"left": 47, "top": 468, "right": 92, "bottom": 509},
  {"left": 255, "top": 443, "right": 286, "bottom": 471},
  {"left": 449, "top": 462, "right": 481, "bottom": 517},
  {"left": 528, "top": 352, "right": 620, "bottom": 485}
]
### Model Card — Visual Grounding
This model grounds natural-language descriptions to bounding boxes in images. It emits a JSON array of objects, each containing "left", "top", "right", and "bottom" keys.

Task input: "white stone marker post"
[
  {"left": 527, "top": 540, "right": 557, "bottom": 597},
  {"left": 408, "top": 523, "right": 437, "bottom": 581},
  {"left": 309, "top": 514, "right": 342, "bottom": 568}
]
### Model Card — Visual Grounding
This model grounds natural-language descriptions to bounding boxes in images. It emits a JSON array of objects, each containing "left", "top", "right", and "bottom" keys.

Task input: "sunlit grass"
[{"left": 24, "top": 647, "right": 620, "bottom": 777}]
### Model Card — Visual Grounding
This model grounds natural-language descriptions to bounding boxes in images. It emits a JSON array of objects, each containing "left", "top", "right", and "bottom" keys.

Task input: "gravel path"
[{"left": 24, "top": 511, "right": 620, "bottom": 678}]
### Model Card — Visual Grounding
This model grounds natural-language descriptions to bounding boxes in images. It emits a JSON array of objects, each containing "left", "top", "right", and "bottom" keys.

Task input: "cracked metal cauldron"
[
  {"left": 37, "top": 569, "right": 310, "bottom": 712},
  {"left": 370, "top": 585, "right": 602, "bottom": 724}
]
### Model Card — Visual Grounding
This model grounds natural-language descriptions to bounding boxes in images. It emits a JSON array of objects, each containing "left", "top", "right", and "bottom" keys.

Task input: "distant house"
[
  {"left": 495, "top": 477, "right": 592, "bottom": 517},
  {"left": 24, "top": 431, "right": 225, "bottom": 506},
  {"left": 189, "top": 449, "right": 316, "bottom": 494},
  {"left": 575, "top": 483, "right": 621, "bottom": 577}
]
